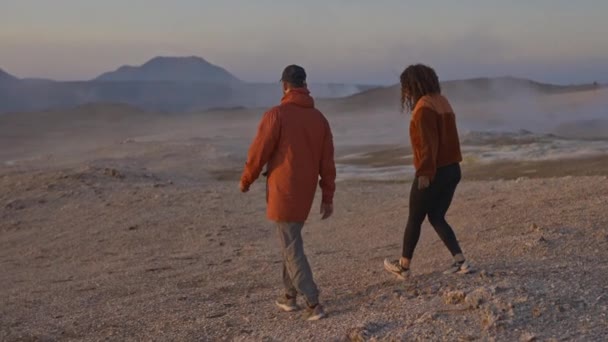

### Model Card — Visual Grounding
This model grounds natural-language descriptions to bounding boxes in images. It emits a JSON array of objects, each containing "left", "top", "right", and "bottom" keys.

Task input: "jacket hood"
[{"left": 281, "top": 88, "right": 314, "bottom": 108}]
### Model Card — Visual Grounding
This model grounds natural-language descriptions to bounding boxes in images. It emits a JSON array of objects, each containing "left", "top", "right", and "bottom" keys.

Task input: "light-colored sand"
[
  {"left": 2, "top": 89, "right": 608, "bottom": 340},
  {"left": 1, "top": 163, "right": 608, "bottom": 341}
]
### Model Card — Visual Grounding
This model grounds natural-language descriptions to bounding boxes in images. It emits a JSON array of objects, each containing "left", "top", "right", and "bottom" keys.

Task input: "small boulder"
[
  {"left": 444, "top": 290, "right": 466, "bottom": 305},
  {"left": 466, "top": 287, "right": 493, "bottom": 309}
]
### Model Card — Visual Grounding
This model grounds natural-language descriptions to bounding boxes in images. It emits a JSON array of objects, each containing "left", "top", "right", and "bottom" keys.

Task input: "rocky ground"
[{"left": 2, "top": 162, "right": 608, "bottom": 341}]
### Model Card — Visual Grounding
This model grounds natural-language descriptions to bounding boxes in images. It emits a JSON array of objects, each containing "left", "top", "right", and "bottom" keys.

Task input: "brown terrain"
[{"left": 2, "top": 81, "right": 608, "bottom": 341}]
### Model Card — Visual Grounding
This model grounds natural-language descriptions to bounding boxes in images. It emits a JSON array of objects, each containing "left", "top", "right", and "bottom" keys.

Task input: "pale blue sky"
[{"left": 1, "top": 0, "right": 607, "bottom": 84}]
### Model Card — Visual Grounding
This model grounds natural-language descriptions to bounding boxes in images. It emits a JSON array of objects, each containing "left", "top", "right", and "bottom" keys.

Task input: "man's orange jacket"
[{"left": 241, "top": 88, "right": 336, "bottom": 222}]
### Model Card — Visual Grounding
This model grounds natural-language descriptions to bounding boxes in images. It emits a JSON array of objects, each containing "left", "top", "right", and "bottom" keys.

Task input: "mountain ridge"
[
  {"left": 0, "top": 58, "right": 604, "bottom": 113},
  {"left": 0, "top": 68, "right": 19, "bottom": 84},
  {"left": 94, "top": 56, "right": 241, "bottom": 83}
]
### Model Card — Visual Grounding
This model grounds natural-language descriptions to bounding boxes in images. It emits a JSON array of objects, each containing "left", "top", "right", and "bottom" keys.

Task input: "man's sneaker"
[
  {"left": 275, "top": 295, "right": 299, "bottom": 312},
  {"left": 443, "top": 260, "right": 474, "bottom": 275},
  {"left": 383, "top": 259, "right": 411, "bottom": 280},
  {"left": 303, "top": 304, "right": 327, "bottom": 321}
]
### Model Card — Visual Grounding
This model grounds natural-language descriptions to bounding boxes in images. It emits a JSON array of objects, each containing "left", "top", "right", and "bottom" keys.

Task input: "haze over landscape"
[{"left": 2, "top": 1, "right": 608, "bottom": 341}]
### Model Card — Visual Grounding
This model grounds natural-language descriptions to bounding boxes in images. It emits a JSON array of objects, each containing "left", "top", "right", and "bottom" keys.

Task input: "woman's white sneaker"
[
  {"left": 443, "top": 260, "right": 474, "bottom": 275},
  {"left": 383, "top": 259, "right": 411, "bottom": 280}
]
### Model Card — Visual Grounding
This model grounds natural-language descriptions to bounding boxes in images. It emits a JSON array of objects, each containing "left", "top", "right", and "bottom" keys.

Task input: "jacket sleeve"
[
  {"left": 414, "top": 107, "right": 439, "bottom": 180},
  {"left": 241, "top": 109, "right": 280, "bottom": 187},
  {"left": 319, "top": 118, "right": 336, "bottom": 204}
]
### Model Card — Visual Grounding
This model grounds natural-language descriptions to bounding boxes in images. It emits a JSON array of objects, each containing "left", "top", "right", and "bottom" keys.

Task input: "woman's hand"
[{"left": 418, "top": 176, "right": 430, "bottom": 190}]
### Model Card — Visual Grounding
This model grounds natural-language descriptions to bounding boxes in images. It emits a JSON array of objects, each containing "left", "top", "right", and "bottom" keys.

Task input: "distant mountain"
[
  {"left": 0, "top": 69, "right": 19, "bottom": 84},
  {"left": 0, "top": 55, "right": 373, "bottom": 113},
  {"left": 22, "top": 78, "right": 56, "bottom": 83},
  {"left": 442, "top": 76, "right": 601, "bottom": 100},
  {"left": 319, "top": 76, "right": 604, "bottom": 113},
  {"left": 1, "top": 57, "right": 602, "bottom": 114},
  {"left": 94, "top": 56, "right": 241, "bottom": 83}
]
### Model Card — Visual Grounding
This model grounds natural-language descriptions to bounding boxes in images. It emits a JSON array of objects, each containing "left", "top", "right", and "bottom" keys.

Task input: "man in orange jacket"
[{"left": 240, "top": 65, "right": 336, "bottom": 321}]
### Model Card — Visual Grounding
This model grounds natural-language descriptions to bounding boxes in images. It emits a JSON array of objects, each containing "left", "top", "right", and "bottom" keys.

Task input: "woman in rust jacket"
[{"left": 384, "top": 64, "right": 473, "bottom": 279}]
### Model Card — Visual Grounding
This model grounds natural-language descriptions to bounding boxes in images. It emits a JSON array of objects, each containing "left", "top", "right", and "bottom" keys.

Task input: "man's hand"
[
  {"left": 417, "top": 176, "right": 430, "bottom": 190},
  {"left": 239, "top": 180, "right": 250, "bottom": 193},
  {"left": 320, "top": 202, "right": 333, "bottom": 220}
]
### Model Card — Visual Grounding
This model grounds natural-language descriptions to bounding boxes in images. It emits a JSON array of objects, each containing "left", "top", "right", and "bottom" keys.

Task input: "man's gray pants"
[{"left": 276, "top": 222, "right": 319, "bottom": 306}]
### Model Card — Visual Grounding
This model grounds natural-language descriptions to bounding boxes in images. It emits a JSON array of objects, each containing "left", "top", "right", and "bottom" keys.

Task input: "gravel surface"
[{"left": 2, "top": 164, "right": 607, "bottom": 341}]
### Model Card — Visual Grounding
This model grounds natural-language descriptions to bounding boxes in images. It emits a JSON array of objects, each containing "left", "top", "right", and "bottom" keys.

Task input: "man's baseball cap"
[{"left": 280, "top": 65, "right": 307, "bottom": 86}]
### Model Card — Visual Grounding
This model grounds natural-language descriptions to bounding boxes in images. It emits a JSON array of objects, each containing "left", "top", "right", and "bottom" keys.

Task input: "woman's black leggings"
[{"left": 402, "top": 163, "right": 463, "bottom": 259}]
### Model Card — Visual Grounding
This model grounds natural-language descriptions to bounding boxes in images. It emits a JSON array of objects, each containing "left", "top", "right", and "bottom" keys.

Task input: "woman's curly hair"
[{"left": 400, "top": 64, "right": 441, "bottom": 112}]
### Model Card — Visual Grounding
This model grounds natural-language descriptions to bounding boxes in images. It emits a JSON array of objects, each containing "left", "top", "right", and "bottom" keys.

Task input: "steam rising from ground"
[{"left": 1, "top": 82, "right": 607, "bottom": 181}]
